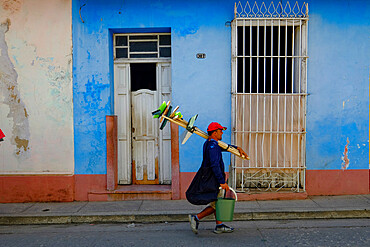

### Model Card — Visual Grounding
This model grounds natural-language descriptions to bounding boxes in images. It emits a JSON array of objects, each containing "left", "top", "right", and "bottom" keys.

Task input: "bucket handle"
[{"left": 219, "top": 187, "right": 238, "bottom": 201}]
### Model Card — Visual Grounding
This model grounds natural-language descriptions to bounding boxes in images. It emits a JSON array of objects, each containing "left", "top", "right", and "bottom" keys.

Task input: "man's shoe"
[
  {"left": 213, "top": 224, "right": 234, "bottom": 234},
  {"left": 188, "top": 214, "right": 199, "bottom": 234}
]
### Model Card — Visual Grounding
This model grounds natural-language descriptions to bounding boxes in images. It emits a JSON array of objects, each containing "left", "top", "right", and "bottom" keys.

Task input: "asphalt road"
[{"left": 0, "top": 219, "right": 369, "bottom": 247}]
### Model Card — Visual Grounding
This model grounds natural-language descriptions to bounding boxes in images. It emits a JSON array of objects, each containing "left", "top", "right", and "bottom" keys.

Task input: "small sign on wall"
[{"left": 196, "top": 53, "right": 206, "bottom": 59}]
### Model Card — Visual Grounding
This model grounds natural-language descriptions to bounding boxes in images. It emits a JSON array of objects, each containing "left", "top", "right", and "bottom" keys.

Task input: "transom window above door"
[{"left": 114, "top": 33, "right": 171, "bottom": 59}]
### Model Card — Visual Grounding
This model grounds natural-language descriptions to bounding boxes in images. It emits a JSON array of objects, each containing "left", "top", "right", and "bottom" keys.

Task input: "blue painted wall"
[
  {"left": 72, "top": 0, "right": 369, "bottom": 175},
  {"left": 72, "top": 0, "right": 236, "bottom": 174},
  {"left": 306, "top": 0, "right": 370, "bottom": 170}
]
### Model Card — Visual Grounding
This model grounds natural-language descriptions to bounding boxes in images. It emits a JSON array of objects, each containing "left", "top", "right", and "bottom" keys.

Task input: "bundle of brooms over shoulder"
[{"left": 152, "top": 101, "right": 249, "bottom": 160}]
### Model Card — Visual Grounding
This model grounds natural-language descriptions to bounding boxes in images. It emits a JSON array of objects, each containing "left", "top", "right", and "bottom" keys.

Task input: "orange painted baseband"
[
  {"left": 0, "top": 175, "right": 74, "bottom": 203},
  {"left": 2, "top": 170, "right": 367, "bottom": 203},
  {"left": 180, "top": 172, "right": 307, "bottom": 201},
  {"left": 180, "top": 169, "right": 370, "bottom": 200},
  {"left": 237, "top": 192, "right": 308, "bottom": 201},
  {"left": 306, "top": 169, "right": 369, "bottom": 196},
  {"left": 74, "top": 174, "right": 107, "bottom": 201},
  {"left": 179, "top": 172, "right": 195, "bottom": 199}
]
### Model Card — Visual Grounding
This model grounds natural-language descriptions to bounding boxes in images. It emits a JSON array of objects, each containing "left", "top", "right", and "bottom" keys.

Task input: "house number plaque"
[{"left": 196, "top": 53, "right": 206, "bottom": 59}]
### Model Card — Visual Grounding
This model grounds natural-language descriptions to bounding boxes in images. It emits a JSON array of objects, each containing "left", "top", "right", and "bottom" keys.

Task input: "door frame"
[{"left": 114, "top": 59, "right": 171, "bottom": 185}]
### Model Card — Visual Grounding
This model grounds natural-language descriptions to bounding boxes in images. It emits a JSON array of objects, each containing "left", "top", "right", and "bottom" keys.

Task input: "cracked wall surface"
[{"left": 0, "top": 0, "right": 73, "bottom": 174}]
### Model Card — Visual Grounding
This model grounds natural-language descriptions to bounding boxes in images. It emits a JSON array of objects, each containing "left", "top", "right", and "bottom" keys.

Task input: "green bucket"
[{"left": 215, "top": 188, "right": 237, "bottom": 222}]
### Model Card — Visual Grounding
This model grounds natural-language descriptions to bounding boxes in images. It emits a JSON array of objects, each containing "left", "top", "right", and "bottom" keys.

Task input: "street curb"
[
  {"left": 0, "top": 210, "right": 369, "bottom": 225},
  {"left": 238, "top": 210, "right": 370, "bottom": 220}
]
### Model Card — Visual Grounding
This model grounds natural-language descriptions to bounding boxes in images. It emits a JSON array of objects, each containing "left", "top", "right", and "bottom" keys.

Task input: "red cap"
[{"left": 207, "top": 122, "right": 227, "bottom": 132}]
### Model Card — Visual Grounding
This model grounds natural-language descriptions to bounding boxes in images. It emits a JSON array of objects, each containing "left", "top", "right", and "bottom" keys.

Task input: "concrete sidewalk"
[{"left": 0, "top": 195, "right": 369, "bottom": 225}]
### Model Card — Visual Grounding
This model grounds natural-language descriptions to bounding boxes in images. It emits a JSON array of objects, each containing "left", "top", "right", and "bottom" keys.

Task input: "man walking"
[{"left": 188, "top": 122, "right": 247, "bottom": 234}]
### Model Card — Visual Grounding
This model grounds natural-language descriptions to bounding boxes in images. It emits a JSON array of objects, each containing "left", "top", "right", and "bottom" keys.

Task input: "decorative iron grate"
[
  {"left": 235, "top": 1, "right": 309, "bottom": 19},
  {"left": 230, "top": 1, "right": 308, "bottom": 193},
  {"left": 235, "top": 168, "right": 304, "bottom": 192}
]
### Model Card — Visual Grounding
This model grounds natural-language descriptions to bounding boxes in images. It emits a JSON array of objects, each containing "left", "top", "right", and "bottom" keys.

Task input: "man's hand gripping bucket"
[{"left": 215, "top": 187, "right": 237, "bottom": 222}]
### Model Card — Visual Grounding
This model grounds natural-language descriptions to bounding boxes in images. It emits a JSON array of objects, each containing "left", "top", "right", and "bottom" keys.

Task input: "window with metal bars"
[
  {"left": 237, "top": 25, "right": 294, "bottom": 94},
  {"left": 231, "top": 1, "right": 308, "bottom": 192}
]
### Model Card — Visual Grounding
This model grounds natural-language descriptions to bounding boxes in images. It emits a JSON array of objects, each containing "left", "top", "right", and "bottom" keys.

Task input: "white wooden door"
[{"left": 131, "top": 89, "right": 159, "bottom": 184}]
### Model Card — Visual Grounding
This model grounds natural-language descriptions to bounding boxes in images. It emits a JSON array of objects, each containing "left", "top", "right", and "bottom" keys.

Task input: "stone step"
[{"left": 88, "top": 185, "right": 172, "bottom": 201}]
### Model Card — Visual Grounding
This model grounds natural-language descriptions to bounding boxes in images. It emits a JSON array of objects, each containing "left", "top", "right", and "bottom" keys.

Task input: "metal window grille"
[
  {"left": 114, "top": 33, "right": 171, "bottom": 59},
  {"left": 231, "top": 1, "right": 309, "bottom": 192}
]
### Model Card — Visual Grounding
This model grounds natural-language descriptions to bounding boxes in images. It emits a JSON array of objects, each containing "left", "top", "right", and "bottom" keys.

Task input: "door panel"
[
  {"left": 158, "top": 63, "right": 172, "bottom": 184},
  {"left": 131, "top": 89, "right": 158, "bottom": 184},
  {"left": 114, "top": 64, "right": 131, "bottom": 184}
]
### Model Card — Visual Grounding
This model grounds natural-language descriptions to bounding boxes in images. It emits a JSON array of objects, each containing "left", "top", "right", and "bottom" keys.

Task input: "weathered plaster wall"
[
  {"left": 0, "top": 0, "right": 74, "bottom": 174},
  {"left": 73, "top": 0, "right": 369, "bottom": 180}
]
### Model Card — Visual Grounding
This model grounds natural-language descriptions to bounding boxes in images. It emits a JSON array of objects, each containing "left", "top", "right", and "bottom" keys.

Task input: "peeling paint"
[
  {"left": 342, "top": 99, "right": 350, "bottom": 109},
  {"left": 1, "top": 0, "right": 22, "bottom": 14},
  {"left": 0, "top": 18, "right": 30, "bottom": 158},
  {"left": 341, "top": 138, "right": 350, "bottom": 170},
  {"left": 14, "top": 136, "right": 29, "bottom": 155}
]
